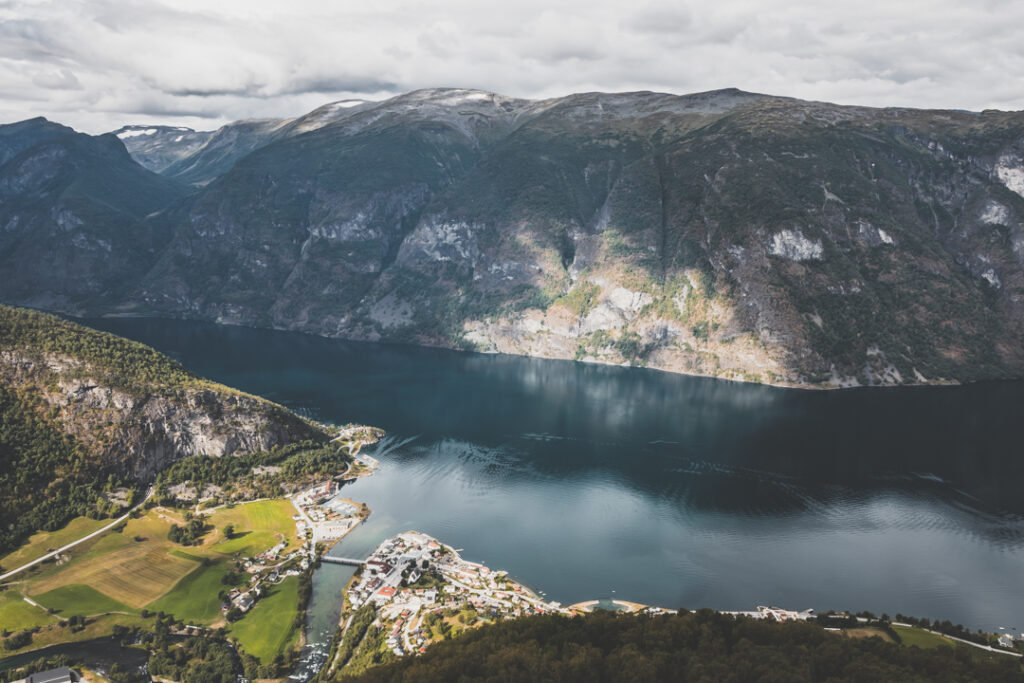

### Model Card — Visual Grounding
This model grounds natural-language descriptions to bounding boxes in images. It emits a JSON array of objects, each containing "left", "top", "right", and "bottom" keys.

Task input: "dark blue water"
[{"left": 82, "top": 318, "right": 1024, "bottom": 642}]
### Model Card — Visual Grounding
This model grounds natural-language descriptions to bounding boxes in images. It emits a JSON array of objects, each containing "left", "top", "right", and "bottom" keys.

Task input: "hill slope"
[{"left": 0, "top": 304, "right": 327, "bottom": 554}]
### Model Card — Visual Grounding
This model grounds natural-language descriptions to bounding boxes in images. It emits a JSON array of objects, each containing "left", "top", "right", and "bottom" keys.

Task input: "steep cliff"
[{"left": 0, "top": 304, "right": 328, "bottom": 553}]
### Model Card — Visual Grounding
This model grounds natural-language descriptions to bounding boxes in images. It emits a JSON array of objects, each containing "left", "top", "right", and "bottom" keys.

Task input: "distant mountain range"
[{"left": 2, "top": 87, "right": 1024, "bottom": 388}]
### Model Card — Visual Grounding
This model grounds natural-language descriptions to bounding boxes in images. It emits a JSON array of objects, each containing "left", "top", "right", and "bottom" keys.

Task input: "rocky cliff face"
[
  {"left": 0, "top": 306, "right": 327, "bottom": 482},
  {"left": 3, "top": 89, "right": 1024, "bottom": 388}
]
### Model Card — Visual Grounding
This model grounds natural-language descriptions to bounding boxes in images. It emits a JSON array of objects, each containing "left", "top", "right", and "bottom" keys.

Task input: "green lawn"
[
  {"left": 148, "top": 559, "right": 232, "bottom": 625},
  {"left": 0, "top": 517, "right": 107, "bottom": 569},
  {"left": 892, "top": 625, "right": 956, "bottom": 649},
  {"left": 229, "top": 577, "right": 300, "bottom": 662},
  {"left": 0, "top": 591, "right": 57, "bottom": 631},
  {"left": 32, "top": 584, "right": 137, "bottom": 617},
  {"left": 210, "top": 500, "right": 299, "bottom": 557}
]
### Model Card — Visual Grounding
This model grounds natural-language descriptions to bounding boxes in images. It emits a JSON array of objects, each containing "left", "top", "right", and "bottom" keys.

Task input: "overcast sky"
[{"left": 1, "top": 0, "right": 1022, "bottom": 133}]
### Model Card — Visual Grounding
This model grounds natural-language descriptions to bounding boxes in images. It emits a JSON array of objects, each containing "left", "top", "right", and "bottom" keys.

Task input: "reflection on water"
[{"left": 80, "top": 318, "right": 1024, "bottom": 644}]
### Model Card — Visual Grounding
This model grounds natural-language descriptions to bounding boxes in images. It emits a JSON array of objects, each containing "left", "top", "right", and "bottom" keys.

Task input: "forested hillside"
[
  {"left": 341, "top": 609, "right": 1024, "bottom": 683},
  {"left": 0, "top": 304, "right": 327, "bottom": 555}
]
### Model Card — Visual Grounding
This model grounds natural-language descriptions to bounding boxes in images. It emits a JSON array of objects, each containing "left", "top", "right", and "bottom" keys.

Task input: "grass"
[
  {"left": 148, "top": 560, "right": 232, "bottom": 625},
  {"left": 0, "top": 517, "right": 107, "bottom": 569},
  {"left": 0, "top": 591, "right": 57, "bottom": 631},
  {"left": 208, "top": 500, "right": 299, "bottom": 557},
  {"left": 0, "top": 614, "right": 152, "bottom": 656},
  {"left": 26, "top": 516, "right": 199, "bottom": 609},
  {"left": 16, "top": 501, "right": 298, "bottom": 623},
  {"left": 5, "top": 500, "right": 303, "bottom": 660},
  {"left": 229, "top": 577, "right": 300, "bottom": 662},
  {"left": 32, "top": 584, "right": 137, "bottom": 617},
  {"left": 892, "top": 625, "right": 956, "bottom": 649}
]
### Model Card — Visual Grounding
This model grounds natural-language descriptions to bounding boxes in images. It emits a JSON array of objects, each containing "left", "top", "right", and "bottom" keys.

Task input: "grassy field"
[
  {"left": 9, "top": 500, "right": 298, "bottom": 622},
  {"left": 32, "top": 584, "right": 137, "bottom": 617},
  {"left": 2, "top": 499, "right": 303, "bottom": 664},
  {"left": 0, "top": 591, "right": 57, "bottom": 631},
  {"left": 208, "top": 500, "right": 300, "bottom": 557},
  {"left": 892, "top": 625, "right": 956, "bottom": 649},
  {"left": 26, "top": 514, "right": 200, "bottom": 608},
  {"left": 148, "top": 559, "right": 232, "bottom": 624},
  {"left": 0, "top": 613, "right": 152, "bottom": 656},
  {"left": 229, "top": 576, "right": 300, "bottom": 662},
  {"left": 0, "top": 517, "right": 107, "bottom": 569}
]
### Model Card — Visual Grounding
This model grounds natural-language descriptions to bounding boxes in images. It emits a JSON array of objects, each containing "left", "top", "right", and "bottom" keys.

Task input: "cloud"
[
  {"left": 32, "top": 68, "right": 81, "bottom": 90},
  {"left": 0, "top": 0, "right": 1022, "bottom": 133}
]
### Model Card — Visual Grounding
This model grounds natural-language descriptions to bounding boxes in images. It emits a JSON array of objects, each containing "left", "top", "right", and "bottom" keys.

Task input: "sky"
[{"left": 1, "top": 0, "right": 1023, "bottom": 133}]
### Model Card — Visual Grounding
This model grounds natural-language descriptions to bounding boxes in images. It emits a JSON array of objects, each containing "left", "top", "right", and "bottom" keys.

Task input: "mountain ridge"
[{"left": 2, "top": 87, "right": 1024, "bottom": 388}]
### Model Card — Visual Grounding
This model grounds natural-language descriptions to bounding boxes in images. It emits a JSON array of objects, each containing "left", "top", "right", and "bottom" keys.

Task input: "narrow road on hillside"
[{"left": 0, "top": 488, "right": 153, "bottom": 583}]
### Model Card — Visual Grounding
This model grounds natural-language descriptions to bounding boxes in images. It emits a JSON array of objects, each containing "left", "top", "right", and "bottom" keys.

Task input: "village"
[
  {"left": 222, "top": 472, "right": 371, "bottom": 619},
  {"left": 345, "top": 531, "right": 570, "bottom": 657}
]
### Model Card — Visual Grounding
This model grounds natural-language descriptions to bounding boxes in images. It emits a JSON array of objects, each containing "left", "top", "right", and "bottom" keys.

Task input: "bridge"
[{"left": 321, "top": 556, "right": 365, "bottom": 567}]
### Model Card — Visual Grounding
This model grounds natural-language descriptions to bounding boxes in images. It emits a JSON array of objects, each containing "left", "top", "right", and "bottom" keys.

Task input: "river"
[{"left": 81, "top": 317, "right": 1024, "bottom": 675}]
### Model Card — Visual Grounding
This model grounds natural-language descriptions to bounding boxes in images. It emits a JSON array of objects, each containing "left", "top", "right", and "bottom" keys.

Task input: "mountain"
[
  {"left": 0, "top": 119, "right": 187, "bottom": 312},
  {"left": 129, "top": 88, "right": 1024, "bottom": 388},
  {"left": 4, "top": 88, "right": 1024, "bottom": 388},
  {"left": 112, "top": 124, "right": 213, "bottom": 173},
  {"left": 0, "top": 304, "right": 327, "bottom": 554},
  {"left": 151, "top": 98, "right": 374, "bottom": 186}
]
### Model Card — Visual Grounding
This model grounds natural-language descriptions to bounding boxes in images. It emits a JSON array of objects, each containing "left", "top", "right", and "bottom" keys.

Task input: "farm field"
[
  {"left": 0, "top": 613, "right": 152, "bottom": 656},
  {"left": 148, "top": 557, "right": 233, "bottom": 624},
  {"left": 4, "top": 499, "right": 301, "bottom": 630},
  {"left": 33, "top": 584, "right": 137, "bottom": 616},
  {"left": 229, "top": 576, "right": 300, "bottom": 662},
  {"left": 25, "top": 515, "right": 200, "bottom": 608},
  {"left": 0, "top": 517, "right": 107, "bottom": 569}
]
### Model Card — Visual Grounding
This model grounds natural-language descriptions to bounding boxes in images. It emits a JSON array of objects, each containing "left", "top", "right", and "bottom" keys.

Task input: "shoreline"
[{"left": 80, "top": 312, "right": 980, "bottom": 392}]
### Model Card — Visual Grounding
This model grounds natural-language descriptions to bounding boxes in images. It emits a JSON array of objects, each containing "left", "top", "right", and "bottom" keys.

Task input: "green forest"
[
  {"left": 0, "top": 383, "right": 125, "bottom": 556},
  {"left": 0, "top": 304, "right": 205, "bottom": 396},
  {"left": 339, "top": 609, "right": 1024, "bottom": 683}
]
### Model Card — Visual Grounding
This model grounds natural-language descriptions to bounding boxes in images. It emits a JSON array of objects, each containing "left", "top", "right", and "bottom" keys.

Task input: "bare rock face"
[
  {"left": 45, "top": 378, "right": 315, "bottom": 480},
  {"left": 0, "top": 338, "right": 325, "bottom": 484}
]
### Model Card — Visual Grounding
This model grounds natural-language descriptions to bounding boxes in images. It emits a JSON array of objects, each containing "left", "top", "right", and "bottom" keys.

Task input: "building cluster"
[
  {"left": 997, "top": 630, "right": 1024, "bottom": 649},
  {"left": 756, "top": 605, "right": 816, "bottom": 622},
  {"left": 219, "top": 542, "right": 309, "bottom": 616},
  {"left": 346, "top": 532, "right": 565, "bottom": 657},
  {"left": 292, "top": 482, "right": 364, "bottom": 545}
]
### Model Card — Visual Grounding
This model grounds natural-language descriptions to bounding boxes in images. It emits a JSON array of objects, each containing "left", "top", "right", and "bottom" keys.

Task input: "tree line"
[{"left": 337, "top": 608, "right": 1024, "bottom": 683}]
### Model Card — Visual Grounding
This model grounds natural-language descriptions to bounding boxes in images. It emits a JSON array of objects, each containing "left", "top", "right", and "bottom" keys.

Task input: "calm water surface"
[{"left": 82, "top": 318, "right": 1024, "bottom": 662}]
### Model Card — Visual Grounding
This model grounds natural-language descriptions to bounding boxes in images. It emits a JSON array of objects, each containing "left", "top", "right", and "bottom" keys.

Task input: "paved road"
[{"left": 0, "top": 488, "right": 153, "bottom": 583}]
